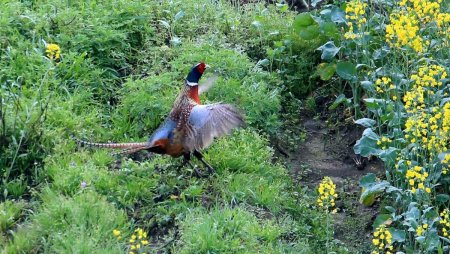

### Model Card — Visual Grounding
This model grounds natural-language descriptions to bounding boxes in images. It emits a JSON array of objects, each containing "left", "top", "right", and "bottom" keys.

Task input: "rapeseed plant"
[
  {"left": 377, "top": 137, "right": 392, "bottom": 150},
  {"left": 405, "top": 166, "right": 431, "bottom": 193},
  {"left": 415, "top": 223, "right": 428, "bottom": 237},
  {"left": 441, "top": 154, "right": 450, "bottom": 174},
  {"left": 371, "top": 225, "right": 394, "bottom": 254},
  {"left": 386, "top": 11, "right": 424, "bottom": 53},
  {"left": 317, "top": 176, "right": 338, "bottom": 214},
  {"left": 129, "top": 228, "right": 149, "bottom": 254},
  {"left": 45, "top": 43, "right": 61, "bottom": 61},
  {"left": 440, "top": 209, "right": 450, "bottom": 238},
  {"left": 344, "top": 0, "right": 368, "bottom": 39},
  {"left": 113, "top": 229, "right": 122, "bottom": 240}
]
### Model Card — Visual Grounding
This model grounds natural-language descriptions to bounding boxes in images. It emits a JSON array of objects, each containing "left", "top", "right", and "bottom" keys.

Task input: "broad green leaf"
[
  {"left": 405, "top": 203, "right": 420, "bottom": 220},
  {"left": 329, "top": 94, "right": 348, "bottom": 110},
  {"left": 293, "top": 13, "right": 315, "bottom": 31},
  {"left": 354, "top": 128, "right": 380, "bottom": 156},
  {"left": 355, "top": 118, "right": 376, "bottom": 128},
  {"left": 360, "top": 180, "right": 390, "bottom": 206},
  {"left": 299, "top": 25, "right": 320, "bottom": 40},
  {"left": 336, "top": 61, "right": 357, "bottom": 80},
  {"left": 436, "top": 194, "right": 450, "bottom": 203},
  {"left": 256, "top": 58, "right": 270, "bottom": 67},
  {"left": 361, "top": 81, "right": 374, "bottom": 92},
  {"left": 330, "top": 7, "right": 346, "bottom": 23},
  {"left": 360, "top": 173, "right": 376, "bottom": 188},
  {"left": 317, "top": 41, "right": 340, "bottom": 60},
  {"left": 293, "top": 13, "right": 319, "bottom": 40},
  {"left": 424, "top": 231, "right": 440, "bottom": 252},
  {"left": 389, "top": 228, "right": 406, "bottom": 243},
  {"left": 316, "top": 62, "right": 336, "bottom": 80},
  {"left": 320, "top": 22, "right": 338, "bottom": 38},
  {"left": 379, "top": 147, "right": 398, "bottom": 164},
  {"left": 364, "top": 98, "right": 386, "bottom": 109},
  {"left": 320, "top": 6, "right": 346, "bottom": 23},
  {"left": 373, "top": 214, "right": 392, "bottom": 230}
]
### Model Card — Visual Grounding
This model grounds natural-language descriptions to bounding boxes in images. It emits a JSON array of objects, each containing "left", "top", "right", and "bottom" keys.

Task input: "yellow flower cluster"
[
  {"left": 372, "top": 225, "right": 394, "bottom": 254},
  {"left": 386, "top": 11, "right": 424, "bottom": 53},
  {"left": 113, "top": 229, "right": 122, "bottom": 240},
  {"left": 436, "top": 13, "right": 450, "bottom": 39},
  {"left": 377, "top": 136, "right": 392, "bottom": 150},
  {"left": 375, "top": 77, "right": 395, "bottom": 94},
  {"left": 416, "top": 223, "right": 428, "bottom": 236},
  {"left": 402, "top": 87, "right": 425, "bottom": 114},
  {"left": 400, "top": 0, "right": 442, "bottom": 23},
  {"left": 129, "top": 228, "right": 149, "bottom": 254},
  {"left": 402, "top": 65, "right": 450, "bottom": 157},
  {"left": 112, "top": 228, "right": 149, "bottom": 254},
  {"left": 403, "top": 104, "right": 450, "bottom": 156},
  {"left": 440, "top": 209, "right": 450, "bottom": 238},
  {"left": 344, "top": 0, "right": 367, "bottom": 39},
  {"left": 405, "top": 165, "right": 431, "bottom": 194},
  {"left": 441, "top": 154, "right": 450, "bottom": 174},
  {"left": 317, "top": 176, "right": 338, "bottom": 213},
  {"left": 46, "top": 43, "right": 61, "bottom": 60},
  {"left": 411, "top": 65, "right": 447, "bottom": 88}
]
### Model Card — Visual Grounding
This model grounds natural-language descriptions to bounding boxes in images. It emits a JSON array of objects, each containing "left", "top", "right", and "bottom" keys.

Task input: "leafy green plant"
[{"left": 315, "top": 0, "right": 450, "bottom": 252}]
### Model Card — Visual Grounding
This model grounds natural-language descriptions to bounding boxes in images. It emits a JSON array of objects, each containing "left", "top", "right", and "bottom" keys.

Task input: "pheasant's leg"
[
  {"left": 179, "top": 153, "right": 192, "bottom": 167},
  {"left": 193, "top": 150, "right": 215, "bottom": 175},
  {"left": 180, "top": 153, "right": 202, "bottom": 177}
]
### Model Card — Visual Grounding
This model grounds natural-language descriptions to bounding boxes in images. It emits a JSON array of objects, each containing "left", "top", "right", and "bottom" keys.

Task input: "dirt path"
[{"left": 277, "top": 112, "right": 384, "bottom": 252}]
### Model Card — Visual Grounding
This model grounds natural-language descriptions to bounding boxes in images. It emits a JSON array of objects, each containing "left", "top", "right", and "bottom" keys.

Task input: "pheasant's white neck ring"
[{"left": 186, "top": 80, "right": 198, "bottom": 87}]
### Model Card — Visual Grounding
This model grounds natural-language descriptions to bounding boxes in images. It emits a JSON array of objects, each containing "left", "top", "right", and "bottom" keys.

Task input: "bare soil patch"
[{"left": 275, "top": 98, "right": 384, "bottom": 252}]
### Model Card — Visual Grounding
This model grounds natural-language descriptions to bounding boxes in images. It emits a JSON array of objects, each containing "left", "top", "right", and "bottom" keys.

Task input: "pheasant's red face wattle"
[{"left": 196, "top": 62, "right": 206, "bottom": 74}]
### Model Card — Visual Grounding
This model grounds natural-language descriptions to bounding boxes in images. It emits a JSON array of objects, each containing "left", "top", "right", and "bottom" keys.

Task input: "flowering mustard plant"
[
  {"left": 45, "top": 43, "right": 61, "bottom": 61},
  {"left": 129, "top": 228, "right": 149, "bottom": 254},
  {"left": 317, "top": 176, "right": 338, "bottom": 214},
  {"left": 344, "top": 0, "right": 368, "bottom": 39},
  {"left": 372, "top": 225, "right": 394, "bottom": 254},
  {"left": 440, "top": 209, "right": 450, "bottom": 239}
]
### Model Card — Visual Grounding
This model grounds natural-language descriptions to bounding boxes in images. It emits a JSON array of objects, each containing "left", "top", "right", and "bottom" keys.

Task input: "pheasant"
[{"left": 74, "top": 62, "right": 245, "bottom": 175}]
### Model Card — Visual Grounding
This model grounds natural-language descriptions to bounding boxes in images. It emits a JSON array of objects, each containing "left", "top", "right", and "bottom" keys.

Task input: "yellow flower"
[
  {"left": 45, "top": 43, "right": 61, "bottom": 60},
  {"left": 316, "top": 177, "right": 338, "bottom": 212},
  {"left": 372, "top": 225, "right": 393, "bottom": 252},
  {"left": 113, "top": 229, "right": 121, "bottom": 237},
  {"left": 386, "top": 11, "right": 423, "bottom": 53},
  {"left": 373, "top": 238, "right": 380, "bottom": 245}
]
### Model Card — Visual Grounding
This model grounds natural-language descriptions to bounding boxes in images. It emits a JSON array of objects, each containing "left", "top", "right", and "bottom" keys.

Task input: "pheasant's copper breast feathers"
[{"left": 185, "top": 103, "right": 245, "bottom": 151}]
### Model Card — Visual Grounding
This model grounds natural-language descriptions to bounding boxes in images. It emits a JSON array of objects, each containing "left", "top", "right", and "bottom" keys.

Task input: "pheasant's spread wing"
[
  {"left": 198, "top": 74, "right": 218, "bottom": 95},
  {"left": 185, "top": 103, "right": 244, "bottom": 151}
]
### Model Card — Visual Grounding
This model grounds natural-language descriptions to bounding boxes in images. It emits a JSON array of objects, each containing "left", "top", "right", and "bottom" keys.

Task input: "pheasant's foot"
[
  {"left": 193, "top": 166, "right": 204, "bottom": 178},
  {"left": 193, "top": 150, "right": 216, "bottom": 176}
]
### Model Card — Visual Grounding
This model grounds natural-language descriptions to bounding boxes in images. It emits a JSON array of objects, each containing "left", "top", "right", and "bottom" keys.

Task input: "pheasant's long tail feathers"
[
  {"left": 112, "top": 146, "right": 150, "bottom": 156},
  {"left": 72, "top": 136, "right": 149, "bottom": 149}
]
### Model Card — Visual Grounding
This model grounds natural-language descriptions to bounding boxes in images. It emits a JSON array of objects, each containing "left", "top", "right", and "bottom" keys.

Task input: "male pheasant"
[{"left": 74, "top": 62, "right": 244, "bottom": 174}]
